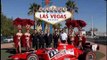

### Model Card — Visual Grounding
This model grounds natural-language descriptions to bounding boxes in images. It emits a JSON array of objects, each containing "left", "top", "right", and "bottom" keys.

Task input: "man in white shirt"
[{"left": 60, "top": 29, "right": 68, "bottom": 43}]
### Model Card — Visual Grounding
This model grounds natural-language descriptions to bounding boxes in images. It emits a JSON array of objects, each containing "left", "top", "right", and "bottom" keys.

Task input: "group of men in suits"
[
  {"left": 32, "top": 29, "right": 53, "bottom": 49},
  {"left": 32, "top": 28, "right": 86, "bottom": 50}
]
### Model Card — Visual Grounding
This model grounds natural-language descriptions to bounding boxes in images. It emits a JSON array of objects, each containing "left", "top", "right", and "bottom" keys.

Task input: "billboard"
[{"left": 35, "top": 6, "right": 72, "bottom": 24}]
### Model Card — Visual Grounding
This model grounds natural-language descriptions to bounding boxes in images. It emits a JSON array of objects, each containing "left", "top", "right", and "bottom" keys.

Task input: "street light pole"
[
  {"left": 91, "top": 16, "right": 94, "bottom": 38},
  {"left": 105, "top": 0, "right": 107, "bottom": 36}
]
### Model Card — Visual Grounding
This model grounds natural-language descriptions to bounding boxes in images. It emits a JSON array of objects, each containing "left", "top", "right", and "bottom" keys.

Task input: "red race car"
[{"left": 8, "top": 42, "right": 99, "bottom": 60}]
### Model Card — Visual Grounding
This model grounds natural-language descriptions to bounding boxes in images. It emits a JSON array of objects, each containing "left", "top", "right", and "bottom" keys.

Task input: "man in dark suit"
[
  {"left": 44, "top": 29, "right": 53, "bottom": 48},
  {"left": 38, "top": 30, "right": 45, "bottom": 48},
  {"left": 31, "top": 29, "right": 39, "bottom": 49},
  {"left": 53, "top": 29, "right": 59, "bottom": 48}
]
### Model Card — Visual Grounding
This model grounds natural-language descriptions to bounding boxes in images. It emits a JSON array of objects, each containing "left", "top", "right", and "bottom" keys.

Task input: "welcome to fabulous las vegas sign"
[{"left": 35, "top": 6, "right": 72, "bottom": 24}]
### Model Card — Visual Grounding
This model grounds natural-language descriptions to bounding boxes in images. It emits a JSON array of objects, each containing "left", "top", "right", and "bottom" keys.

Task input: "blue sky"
[{"left": 1, "top": 0, "right": 106, "bottom": 32}]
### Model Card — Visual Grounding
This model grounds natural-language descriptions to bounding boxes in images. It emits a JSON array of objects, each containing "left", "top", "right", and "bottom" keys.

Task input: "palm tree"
[
  {"left": 66, "top": 0, "right": 78, "bottom": 18},
  {"left": 28, "top": 3, "right": 40, "bottom": 29},
  {"left": 53, "top": 23, "right": 62, "bottom": 32},
  {"left": 66, "top": 0, "right": 78, "bottom": 33}
]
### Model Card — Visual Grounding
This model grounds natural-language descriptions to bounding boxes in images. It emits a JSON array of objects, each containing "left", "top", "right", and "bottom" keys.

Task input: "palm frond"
[
  {"left": 28, "top": 11, "right": 33, "bottom": 15},
  {"left": 28, "top": 3, "right": 41, "bottom": 15},
  {"left": 66, "top": 0, "right": 78, "bottom": 13}
]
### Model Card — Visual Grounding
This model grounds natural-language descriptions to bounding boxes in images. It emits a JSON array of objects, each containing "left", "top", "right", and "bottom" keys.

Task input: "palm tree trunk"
[
  {"left": 33, "top": 6, "right": 36, "bottom": 30},
  {"left": 70, "top": 10, "right": 74, "bottom": 19},
  {"left": 33, "top": 12, "right": 36, "bottom": 30},
  {"left": 68, "top": 10, "right": 74, "bottom": 34}
]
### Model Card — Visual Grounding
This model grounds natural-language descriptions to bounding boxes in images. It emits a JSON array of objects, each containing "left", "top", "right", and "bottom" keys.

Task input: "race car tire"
[
  {"left": 27, "top": 54, "right": 39, "bottom": 60},
  {"left": 78, "top": 51, "right": 96, "bottom": 60},
  {"left": 85, "top": 51, "right": 96, "bottom": 60}
]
